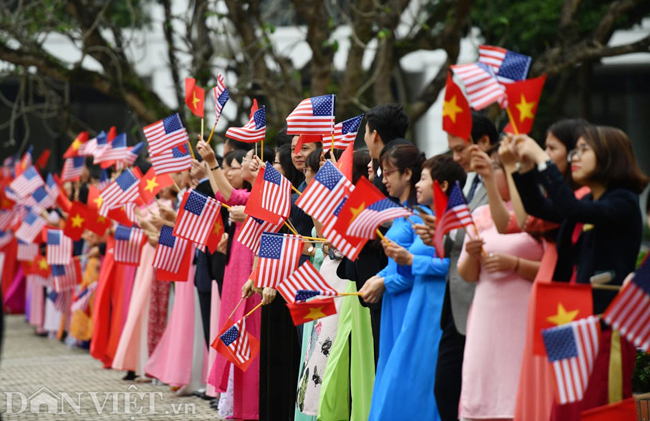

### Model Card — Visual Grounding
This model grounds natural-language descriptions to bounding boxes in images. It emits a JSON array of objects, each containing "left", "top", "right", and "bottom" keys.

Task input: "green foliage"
[{"left": 633, "top": 350, "right": 650, "bottom": 393}]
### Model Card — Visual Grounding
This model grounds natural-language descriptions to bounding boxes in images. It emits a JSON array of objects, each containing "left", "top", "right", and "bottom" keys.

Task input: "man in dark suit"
[{"left": 434, "top": 112, "right": 499, "bottom": 421}]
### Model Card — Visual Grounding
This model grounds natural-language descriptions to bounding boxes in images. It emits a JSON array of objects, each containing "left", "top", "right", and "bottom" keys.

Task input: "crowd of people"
[{"left": 1, "top": 102, "right": 648, "bottom": 421}]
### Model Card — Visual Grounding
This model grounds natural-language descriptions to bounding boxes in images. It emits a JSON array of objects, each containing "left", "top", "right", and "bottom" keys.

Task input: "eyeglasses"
[
  {"left": 568, "top": 144, "right": 591, "bottom": 162},
  {"left": 382, "top": 168, "right": 400, "bottom": 179}
]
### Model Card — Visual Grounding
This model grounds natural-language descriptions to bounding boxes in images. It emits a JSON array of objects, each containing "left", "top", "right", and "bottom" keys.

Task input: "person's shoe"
[{"left": 122, "top": 371, "right": 137, "bottom": 381}]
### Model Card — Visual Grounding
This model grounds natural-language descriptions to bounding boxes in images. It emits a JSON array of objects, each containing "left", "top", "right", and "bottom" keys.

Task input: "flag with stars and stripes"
[
  {"left": 450, "top": 62, "right": 506, "bottom": 110},
  {"left": 71, "top": 282, "right": 97, "bottom": 315},
  {"left": 149, "top": 143, "right": 192, "bottom": 175},
  {"left": 122, "top": 142, "right": 145, "bottom": 167},
  {"left": 322, "top": 114, "right": 364, "bottom": 152},
  {"left": 47, "top": 229, "right": 72, "bottom": 265},
  {"left": 542, "top": 315, "right": 601, "bottom": 404},
  {"left": 604, "top": 257, "right": 650, "bottom": 352},
  {"left": 51, "top": 259, "right": 81, "bottom": 292},
  {"left": 61, "top": 157, "right": 86, "bottom": 181},
  {"left": 143, "top": 113, "right": 191, "bottom": 156},
  {"left": 83, "top": 130, "right": 107, "bottom": 158},
  {"left": 47, "top": 290, "right": 70, "bottom": 313},
  {"left": 479, "top": 45, "right": 532, "bottom": 84},
  {"left": 17, "top": 241, "right": 39, "bottom": 262},
  {"left": 256, "top": 233, "right": 303, "bottom": 289},
  {"left": 98, "top": 169, "right": 140, "bottom": 216},
  {"left": 286, "top": 94, "right": 335, "bottom": 135},
  {"left": 277, "top": 260, "right": 337, "bottom": 303},
  {"left": 296, "top": 160, "right": 352, "bottom": 224},
  {"left": 0, "top": 231, "right": 12, "bottom": 250},
  {"left": 10, "top": 166, "right": 44, "bottom": 197},
  {"left": 0, "top": 211, "right": 14, "bottom": 231},
  {"left": 213, "top": 73, "right": 230, "bottom": 124},
  {"left": 98, "top": 169, "right": 110, "bottom": 191},
  {"left": 245, "top": 165, "right": 292, "bottom": 225},
  {"left": 433, "top": 181, "right": 474, "bottom": 258},
  {"left": 114, "top": 224, "right": 146, "bottom": 265},
  {"left": 219, "top": 319, "right": 258, "bottom": 369},
  {"left": 153, "top": 225, "right": 189, "bottom": 274},
  {"left": 235, "top": 216, "right": 284, "bottom": 254},
  {"left": 173, "top": 189, "right": 221, "bottom": 245},
  {"left": 45, "top": 173, "right": 60, "bottom": 202},
  {"left": 225, "top": 106, "right": 266, "bottom": 143},
  {"left": 24, "top": 186, "right": 55, "bottom": 212},
  {"left": 15, "top": 210, "right": 46, "bottom": 243},
  {"left": 346, "top": 198, "right": 414, "bottom": 239},
  {"left": 95, "top": 132, "right": 128, "bottom": 163}
]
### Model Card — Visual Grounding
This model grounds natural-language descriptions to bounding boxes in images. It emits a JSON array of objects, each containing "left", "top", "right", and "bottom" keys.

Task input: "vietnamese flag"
[
  {"left": 333, "top": 176, "right": 385, "bottom": 237},
  {"left": 64, "top": 201, "right": 89, "bottom": 241},
  {"left": 35, "top": 149, "right": 51, "bottom": 169},
  {"left": 106, "top": 206, "right": 132, "bottom": 227},
  {"left": 211, "top": 316, "right": 261, "bottom": 372},
  {"left": 504, "top": 74, "right": 547, "bottom": 135},
  {"left": 580, "top": 397, "right": 637, "bottom": 420},
  {"left": 336, "top": 141, "right": 353, "bottom": 182},
  {"left": 30, "top": 254, "right": 51, "bottom": 278},
  {"left": 442, "top": 72, "right": 472, "bottom": 140},
  {"left": 286, "top": 297, "right": 337, "bottom": 325},
  {"left": 84, "top": 207, "right": 111, "bottom": 236},
  {"left": 205, "top": 212, "right": 225, "bottom": 254},
  {"left": 532, "top": 281, "right": 593, "bottom": 355},
  {"left": 63, "top": 132, "right": 89, "bottom": 159},
  {"left": 0, "top": 186, "right": 15, "bottom": 210},
  {"left": 293, "top": 133, "right": 322, "bottom": 154},
  {"left": 185, "top": 77, "right": 205, "bottom": 118},
  {"left": 139, "top": 167, "right": 174, "bottom": 204}
]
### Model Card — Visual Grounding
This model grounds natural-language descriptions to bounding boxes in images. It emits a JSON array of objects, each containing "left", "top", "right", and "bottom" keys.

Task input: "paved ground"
[{"left": 0, "top": 315, "right": 223, "bottom": 420}]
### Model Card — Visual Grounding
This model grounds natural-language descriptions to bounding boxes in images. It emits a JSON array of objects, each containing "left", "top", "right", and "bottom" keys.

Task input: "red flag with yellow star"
[
  {"left": 185, "top": 77, "right": 205, "bottom": 118},
  {"left": 442, "top": 72, "right": 472, "bottom": 141},
  {"left": 205, "top": 212, "right": 225, "bottom": 254},
  {"left": 139, "top": 167, "right": 174, "bottom": 204},
  {"left": 333, "top": 176, "right": 385, "bottom": 239},
  {"left": 63, "top": 132, "right": 89, "bottom": 159},
  {"left": 336, "top": 141, "right": 354, "bottom": 182},
  {"left": 504, "top": 74, "right": 547, "bottom": 135},
  {"left": 85, "top": 187, "right": 112, "bottom": 235},
  {"left": 532, "top": 281, "right": 593, "bottom": 355},
  {"left": 25, "top": 254, "right": 51, "bottom": 278},
  {"left": 64, "top": 201, "right": 89, "bottom": 241},
  {"left": 286, "top": 297, "right": 337, "bottom": 325}
]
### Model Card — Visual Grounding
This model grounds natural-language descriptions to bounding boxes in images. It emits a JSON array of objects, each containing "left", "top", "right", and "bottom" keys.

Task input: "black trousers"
[
  {"left": 196, "top": 289, "right": 212, "bottom": 347},
  {"left": 434, "top": 315, "right": 466, "bottom": 421}
]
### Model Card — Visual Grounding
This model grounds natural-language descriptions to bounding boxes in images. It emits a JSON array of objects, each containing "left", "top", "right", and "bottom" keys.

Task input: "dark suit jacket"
[{"left": 513, "top": 163, "right": 642, "bottom": 313}]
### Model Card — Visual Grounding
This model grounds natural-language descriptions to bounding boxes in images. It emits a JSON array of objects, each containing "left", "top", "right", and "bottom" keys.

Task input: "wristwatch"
[
  {"left": 307, "top": 245, "right": 315, "bottom": 256},
  {"left": 537, "top": 159, "right": 554, "bottom": 172}
]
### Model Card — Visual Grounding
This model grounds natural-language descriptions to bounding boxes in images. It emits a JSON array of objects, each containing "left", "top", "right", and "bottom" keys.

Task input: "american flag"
[
  {"left": 235, "top": 216, "right": 284, "bottom": 254},
  {"left": 173, "top": 189, "right": 221, "bottom": 245},
  {"left": 45, "top": 173, "right": 60, "bottom": 202},
  {"left": 47, "top": 290, "right": 69, "bottom": 313},
  {"left": 98, "top": 169, "right": 110, "bottom": 191},
  {"left": 98, "top": 169, "right": 140, "bottom": 216},
  {"left": 4, "top": 186, "right": 20, "bottom": 203},
  {"left": 143, "top": 113, "right": 190, "bottom": 156},
  {"left": 322, "top": 114, "right": 364, "bottom": 152},
  {"left": 450, "top": 62, "right": 506, "bottom": 110},
  {"left": 23, "top": 186, "right": 54, "bottom": 212},
  {"left": 296, "top": 160, "right": 352, "bottom": 224},
  {"left": 123, "top": 142, "right": 145, "bottom": 167},
  {"left": 84, "top": 130, "right": 106, "bottom": 158},
  {"left": 346, "top": 198, "right": 414, "bottom": 239},
  {"left": 71, "top": 282, "right": 97, "bottom": 314},
  {"left": 15, "top": 210, "right": 46, "bottom": 243},
  {"left": 603, "top": 258, "right": 650, "bottom": 352},
  {"left": 256, "top": 233, "right": 303, "bottom": 289},
  {"left": 153, "top": 225, "right": 189, "bottom": 273},
  {"left": 10, "top": 166, "right": 44, "bottom": 197},
  {"left": 47, "top": 229, "right": 72, "bottom": 265},
  {"left": 261, "top": 165, "right": 291, "bottom": 221},
  {"left": 96, "top": 133, "right": 128, "bottom": 162},
  {"left": 0, "top": 210, "right": 13, "bottom": 231},
  {"left": 542, "top": 315, "right": 601, "bottom": 404},
  {"left": 61, "top": 157, "right": 86, "bottom": 181},
  {"left": 225, "top": 107, "right": 266, "bottom": 143},
  {"left": 479, "top": 45, "right": 532, "bottom": 84},
  {"left": 51, "top": 260, "right": 81, "bottom": 292},
  {"left": 286, "top": 94, "right": 336, "bottom": 135},
  {"left": 277, "top": 260, "right": 337, "bottom": 303},
  {"left": 320, "top": 195, "right": 366, "bottom": 261},
  {"left": 433, "top": 181, "right": 474, "bottom": 258},
  {"left": 0, "top": 228, "right": 13, "bottom": 247},
  {"left": 149, "top": 143, "right": 192, "bottom": 175},
  {"left": 17, "top": 241, "right": 39, "bottom": 261},
  {"left": 114, "top": 224, "right": 145, "bottom": 265},
  {"left": 0, "top": 252, "right": 4, "bottom": 279},
  {"left": 2, "top": 156, "right": 14, "bottom": 179},
  {"left": 122, "top": 202, "right": 138, "bottom": 226},
  {"left": 220, "top": 319, "right": 252, "bottom": 366},
  {"left": 213, "top": 73, "right": 230, "bottom": 123}
]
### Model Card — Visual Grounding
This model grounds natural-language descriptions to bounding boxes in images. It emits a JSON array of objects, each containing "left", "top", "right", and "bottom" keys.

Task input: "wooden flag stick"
[
  {"left": 201, "top": 118, "right": 205, "bottom": 140},
  {"left": 375, "top": 228, "right": 390, "bottom": 245},
  {"left": 244, "top": 301, "right": 263, "bottom": 318},
  {"left": 284, "top": 220, "right": 299, "bottom": 236},
  {"left": 337, "top": 292, "right": 363, "bottom": 297},
  {"left": 591, "top": 284, "right": 621, "bottom": 291},
  {"left": 173, "top": 180, "right": 182, "bottom": 192},
  {"left": 291, "top": 185, "right": 302, "bottom": 195},
  {"left": 261, "top": 138, "right": 264, "bottom": 162},
  {"left": 331, "top": 133, "right": 335, "bottom": 154},
  {"left": 207, "top": 123, "right": 218, "bottom": 144},
  {"left": 506, "top": 108, "right": 520, "bottom": 135},
  {"left": 228, "top": 297, "right": 245, "bottom": 320},
  {"left": 187, "top": 141, "right": 196, "bottom": 160}
]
